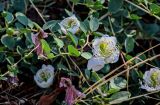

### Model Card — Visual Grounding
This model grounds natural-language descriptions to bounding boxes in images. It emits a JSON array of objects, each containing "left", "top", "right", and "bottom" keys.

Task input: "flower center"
[
  {"left": 40, "top": 71, "right": 51, "bottom": 82},
  {"left": 150, "top": 71, "right": 160, "bottom": 87},
  {"left": 67, "top": 19, "right": 76, "bottom": 28},
  {"left": 99, "top": 42, "right": 113, "bottom": 57}
]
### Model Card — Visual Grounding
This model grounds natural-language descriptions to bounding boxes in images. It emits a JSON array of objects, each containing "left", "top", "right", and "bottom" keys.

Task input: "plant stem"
[
  {"left": 125, "top": 0, "right": 160, "bottom": 21},
  {"left": 86, "top": 54, "right": 160, "bottom": 95},
  {"left": 74, "top": 43, "right": 160, "bottom": 102}
]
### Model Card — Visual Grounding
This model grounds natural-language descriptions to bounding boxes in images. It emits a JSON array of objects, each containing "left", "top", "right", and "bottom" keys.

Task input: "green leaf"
[
  {"left": 41, "top": 39, "right": 51, "bottom": 54},
  {"left": 15, "top": 22, "right": 24, "bottom": 29},
  {"left": 130, "top": 14, "right": 142, "bottom": 20},
  {"left": 54, "top": 38, "right": 64, "bottom": 48},
  {"left": 67, "top": 32, "right": 78, "bottom": 46},
  {"left": 150, "top": 3, "right": 160, "bottom": 15},
  {"left": 3, "top": 11, "right": 14, "bottom": 24},
  {"left": 68, "top": 45, "right": 80, "bottom": 57},
  {"left": 0, "top": 52, "right": 6, "bottom": 62},
  {"left": 109, "top": 91, "right": 131, "bottom": 104},
  {"left": 107, "top": 88, "right": 120, "bottom": 96},
  {"left": 1, "top": 35, "right": 15, "bottom": 50},
  {"left": 81, "top": 52, "right": 92, "bottom": 59},
  {"left": 97, "top": 0, "right": 105, "bottom": 4},
  {"left": 91, "top": 71, "right": 101, "bottom": 82},
  {"left": 108, "top": 0, "right": 123, "bottom": 13},
  {"left": 80, "top": 22, "right": 88, "bottom": 34},
  {"left": 6, "top": 56, "right": 14, "bottom": 65},
  {"left": 28, "top": 19, "right": 34, "bottom": 29},
  {"left": 0, "top": 3, "right": 4, "bottom": 12},
  {"left": 41, "top": 39, "right": 55, "bottom": 59},
  {"left": 85, "top": 69, "right": 91, "bottom": 79},
  {"left": 57, "top": 64, "right": 68, "bottom": 71},
  {"left": 87, "top": 1, "right": 104, "bottom": 10},
  {"left": 7, "top": 65, "right": 19, "bottom": 75},
  {"left": 101, "top": 64, "right": 110, "bottom": 73},
  {"left": 16, "top": 46, "right": 24, "bottom": 55},
  {"left": 134, "top": 53, "right": 146, "bottom": 67},
  {"left": 143, "top": 23, "right": 159, "bottom": 36},
  {"left": 125, "top": 37, "right": 135, "bottom": 53},
  {"left": 15, "top": 12, "right": 28, "bottom": 26},
  {"left": 89, "top": 17, "right": 99, "bottom": 31},
  {"left": 65, "top": 9, "right": 73, "bottom": 16},
  {"left": 110, "top": 77, "right": 127, "bottom": 90},
  {"left": 47, "top": 53, "right": 55, "bottom": 59},
  {"left": 43, "top": 20, "right": 58, "bottom": 30},
  {"left": 131, "top": 69, "right": 140, "bottom": 82},
  {"left": 0, "top": 76, "right": 7, "bottom": 81},
  {"left": 13, "top": 0, "right": 27, "bottom": 13},
  {"left": 70, "top": 0, "right": 79, "bottom": 4},
  {"left": 124, "top": 54, "right": 134, "bottom": 64}
]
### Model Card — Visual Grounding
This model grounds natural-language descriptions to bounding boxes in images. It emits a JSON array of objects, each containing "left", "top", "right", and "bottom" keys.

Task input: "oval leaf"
[
  {"left": 68, "top": 45, "right": 80, "bottom": 57},
  {"left": 125, "top": 37, "right": 135, "bottom": 53}
]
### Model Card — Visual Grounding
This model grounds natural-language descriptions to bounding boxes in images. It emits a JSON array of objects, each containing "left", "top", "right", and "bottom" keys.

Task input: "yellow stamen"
[
  {"left": 151, "top": 71, "right": 160, "bottom": 87},
  {"left": 99, "top": 42, "right": 113, "bottom": 57}
]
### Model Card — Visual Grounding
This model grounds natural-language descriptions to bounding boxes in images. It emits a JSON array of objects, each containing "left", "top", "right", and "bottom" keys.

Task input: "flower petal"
[
  {"left": 141, "top": 68, "right": 160, "bottom": 92},
  {"left": 34, "top": 65, "right": 55, "bottom": 88},
  {"left": 59, "top": 15, "right": 80, "bottom": 35},
  {"left": 87, "top": 57, "right": 105, "bottom": 71},
  {"left": 104, "top": 48, "right": 120, "bottom": 63}
]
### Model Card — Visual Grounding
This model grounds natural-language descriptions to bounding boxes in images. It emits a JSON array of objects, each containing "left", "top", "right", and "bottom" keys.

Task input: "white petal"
[
  {"left": 34, "top": 76, "right": 51, "bottom": 88},
  {"left": 101, "top": 35, "right": 117, "bottom": 46},
  {"left": 59, "top": 15, "right": 80, "bottom": 35},
  {"left": 42, "top": 64, "right": 47, "bottom": 69},
  {"left": 92, "top": 38, "right": 101, "bottom": 48},
  {"left": 87, "top": 57, "right": 105, "bottom": 71},
  {"left": 143, "top": 71, "right": 152, "bottom": 84},
  {"left": 92, "top": 38, "right": 101, "bottom": 56},
  {"left": 34, "top": 64, "right": 55, "bottom": 88},
  {"left": 141, "top": 67, "right": 160, "bottom": 92},
  {"left": 104, "top": 48, "right": 120, "bottom": 63},
  {"left": 68, "top": 25, "right": 79, "bottom": 34},
  {"left": 46, "top": 65, "right": 55, "bottom": 72},
  {"left": 92, "top": 35, "right": 119, "bottom": 62}
]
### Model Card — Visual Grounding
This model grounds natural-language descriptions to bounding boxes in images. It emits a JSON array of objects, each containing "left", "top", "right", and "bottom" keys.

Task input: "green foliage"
[
  {"left": 89, "top": 17, "right": 99, "bottom": 32},
  {"left": 12, "top": 0, "right": 27, "bottom": 13},
  {"left": 125, "top": 37, "right": 135, "bottom": 53},
  {"left": 108, "top": 0, "right": 123, "bottom": 13},
  {"left": 1, "top": 35, "right": 15, "bottom": 50},
  {"left": 0, "top": 0, "right": 160, "bottom": 104},
  {"left": 54, "top": 38, "right": 64, "bottom": 49},
  {"left": 110, "top": 77, "right": 127, "bottom": 90},
  {"left": 101, "top": 64, "right": 110, "bottom": 74},
  {"left": 80, "top": 22, "right": 88, "bottom": 34},
  {"left": 150, "top": 3, "right": 160, "bottom": 15},
  {"left": 67, "top": 32, "right": 78, "bottom": 46},
  {"left": 81, "top": 52, "right": 92, "bottom": 60},
  {"left": 41, "top": 39, "right": 55, "bottom": 59},
  {"left": 68, "top": 45, "right": 80, "bottom": 57},
  {"left": 0, "top": 3, "right": 4, "bottom": 12},
  {"left": 109, "top": 91, "right": 131, "bottom": 104},
  {"left": 2, "top": 11, "right": 14, "bottom": 24},
  {"left": 43, "top": 20, "right": 58, "bottom": 30},
  {"left": 15, "top": 12, "right": 29, "bottom": 26}
]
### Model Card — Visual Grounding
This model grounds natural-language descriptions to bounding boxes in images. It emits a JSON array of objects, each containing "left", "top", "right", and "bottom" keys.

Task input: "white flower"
[
  {"left": 59, "top": 15, "right": 80, "bottom": 35},
  {"left": 141, "top": 68, "right": 160, "bottom": 92},
  {"left": 87, "top": 57, "right": 105, "bottom": 71},
  {"left": 92, "top": 35, "right": 120, "bottom": 64},
  {"left": 34, "top": 64, "right": 54, "bottom": 88}
]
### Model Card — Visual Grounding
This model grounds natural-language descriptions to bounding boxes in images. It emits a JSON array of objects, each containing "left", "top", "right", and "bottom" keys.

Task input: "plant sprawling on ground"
[{"left": 0, "top": 0, "right": 160, "bottom": 105}]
